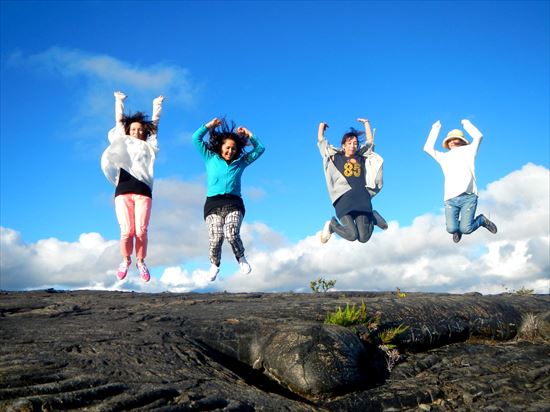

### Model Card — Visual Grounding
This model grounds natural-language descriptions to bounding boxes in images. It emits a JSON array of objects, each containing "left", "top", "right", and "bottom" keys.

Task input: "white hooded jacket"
[{"left": 101, "top": 95, "right": 162, "bottom": 190}]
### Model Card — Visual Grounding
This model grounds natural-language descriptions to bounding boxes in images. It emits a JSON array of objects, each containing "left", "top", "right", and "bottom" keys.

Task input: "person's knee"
[
  {"left": 358, "top": 229, "right": 373, "bottom": 243},
  {"left": 224, "top": 226, "right": 239, "bottom": 241},
  {"left": 120, "top": 227, "right": 135, "bottom": 239},
  {"left": 211, "top": 236, "right": 224, "bottom": 246},
  {"left": 446, "top": 222, "right": 459, "bottom": 234},
  {"left": 340, "top": 228, "right": 358, "bottom": 241},
  {"left": 460, "top": 223, "right": 474, "bottom": 234},
  {"left": 225, "top": 233, "right": 239, "bottom": 243},
  {"left": 135, "top": 225, "right": 148, "bottom": 239}
]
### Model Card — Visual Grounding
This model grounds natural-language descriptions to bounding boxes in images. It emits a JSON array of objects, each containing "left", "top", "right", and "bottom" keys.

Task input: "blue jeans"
[{"left": 444, "top": 193, "right": 485, "bottom": 235}]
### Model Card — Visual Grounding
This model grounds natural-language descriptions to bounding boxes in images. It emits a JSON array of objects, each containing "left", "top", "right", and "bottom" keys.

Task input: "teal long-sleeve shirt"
[{"left": 192, "top": 125, "right": 266, "bottom": 197}]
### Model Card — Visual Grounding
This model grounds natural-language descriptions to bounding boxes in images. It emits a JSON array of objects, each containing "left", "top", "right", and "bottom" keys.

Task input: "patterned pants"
[{"left": 205, "top": 206, "right": 245, "bottom": 266}]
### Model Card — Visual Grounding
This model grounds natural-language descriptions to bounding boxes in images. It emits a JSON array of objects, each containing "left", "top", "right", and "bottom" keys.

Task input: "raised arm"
[
  {"left": 461, "top": 119, "right": 483, "bottom": 153},
  {"left": 357, "top": 118, "right": 374, "bottom": 148},
  {"left": 192, "top": 118, "right": 221, "bottom": 159},
  {"left": 114, "top": 91, "right": 127, "bottom": 133},
  {"left": 423, "top": 120, "right": 441, "bottom": 159},
  {"left": 318, "top": 122, "right": 328, "bottom": 143},
  {"left": 237, "top": 126, "right": 265, "bottom": 164},
  {"left": 151, "top": 95, "right": 165, "bottom": 127}
]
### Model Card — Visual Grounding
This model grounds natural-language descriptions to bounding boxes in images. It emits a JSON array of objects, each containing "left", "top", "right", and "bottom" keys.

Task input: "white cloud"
[
  {"left": 244, "top": 186, "right": 267, "bottom": 201},
  {"left": 0, "top": 228, "right": 119, "bottom": 290},
  {"left": 9, "top": 47, "right": 195, "bottom": 104},
  {"left": 159, "top": 266, "right": 212, "bottom": 292},
  {"left": 219, "top": 163, "right": 550, "bottom": 294},
  {"left": 1, "top": 164, "right": 549, "bottom": 294},
  {"left": 7, "top": 47, "right": 199, "bottom": 146}
]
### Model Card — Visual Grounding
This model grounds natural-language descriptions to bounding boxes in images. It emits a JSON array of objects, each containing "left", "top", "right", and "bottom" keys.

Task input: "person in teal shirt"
[{"left": 193, "top": 117, "right": 265, "bottom": 281}]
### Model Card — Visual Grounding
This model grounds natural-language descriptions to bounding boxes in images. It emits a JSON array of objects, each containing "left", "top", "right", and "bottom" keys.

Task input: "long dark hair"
[
  {"left": 207, "top": 118, "right": 247, "bottom": 157},
  {"left": 340, "top": 127, "right": 365, "bottom": 145},
  {"left": 123, "top": 112, "right": 157, "bottom": 138}
]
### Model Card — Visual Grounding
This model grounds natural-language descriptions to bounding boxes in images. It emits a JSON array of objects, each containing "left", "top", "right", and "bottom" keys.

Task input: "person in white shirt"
[
  {"left": 423, "top": 119, "right": 497, "bottom": 243},
  {"left": 101, "top": 91, "right": 164, "bottom": 281}
]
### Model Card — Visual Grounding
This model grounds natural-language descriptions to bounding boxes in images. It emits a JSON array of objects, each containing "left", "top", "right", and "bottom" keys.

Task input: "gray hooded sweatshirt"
[{"left": 318, "top": 137, "right": 384, "bottom": 204}]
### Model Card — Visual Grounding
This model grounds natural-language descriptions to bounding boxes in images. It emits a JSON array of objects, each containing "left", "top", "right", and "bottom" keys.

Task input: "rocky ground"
[{"left": 0, "top": 290, "right": 549, "bottom": 411}]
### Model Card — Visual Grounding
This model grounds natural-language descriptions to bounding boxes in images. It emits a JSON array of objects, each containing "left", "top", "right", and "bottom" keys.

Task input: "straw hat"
[{"left": 442, "top": 129, "right": 469, "bottom": 149}]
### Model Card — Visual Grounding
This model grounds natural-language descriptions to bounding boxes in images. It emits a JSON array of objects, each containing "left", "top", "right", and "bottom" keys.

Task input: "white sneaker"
[
  {"left": 238, "top": 256, "right": 251, "bottom": 274},
  {"left": 208, "top": 264, "right": 220, "bottom": 281},
  {"left": 320, "top": 221, "right": 332, "bottom": 243}
]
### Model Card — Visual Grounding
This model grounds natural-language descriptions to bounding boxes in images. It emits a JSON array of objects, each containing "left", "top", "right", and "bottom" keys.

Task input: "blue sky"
[{"left": 1, "top": 0, "right": 549, "bottom": 294}]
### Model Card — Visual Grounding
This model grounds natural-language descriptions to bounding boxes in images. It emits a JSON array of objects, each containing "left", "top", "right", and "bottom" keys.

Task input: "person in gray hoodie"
[{"left": 318, "top": 118, "right": 387, "bottom": 243}]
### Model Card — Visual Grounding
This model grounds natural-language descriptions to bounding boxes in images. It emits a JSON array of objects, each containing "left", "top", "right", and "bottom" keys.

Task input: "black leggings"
[{"left": 330, "top": 213, "right": 374, "bottom": 243}]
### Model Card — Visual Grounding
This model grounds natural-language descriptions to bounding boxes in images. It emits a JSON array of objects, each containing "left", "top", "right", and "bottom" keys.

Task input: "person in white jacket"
[
  {"left": 101, "top": 91, "right": 164, "bottom": 281},
  {"left": 318, "top": 118, "right": 387, "bottom": 244},
  {"left": 423, "top": 119, "right": 497, "bottom": 243}
]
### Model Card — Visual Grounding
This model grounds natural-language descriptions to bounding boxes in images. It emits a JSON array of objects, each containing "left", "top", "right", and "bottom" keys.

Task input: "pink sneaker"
[
  {"left": 137, "top": 262, "right": 150, "bottom": 282},
  {"left": 117, "top": 260, "right": 130, "bottom": 280}
]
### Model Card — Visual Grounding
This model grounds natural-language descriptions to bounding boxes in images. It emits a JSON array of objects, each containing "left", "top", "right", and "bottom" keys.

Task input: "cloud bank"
[{"left": 1, "top": 163, "right": 549, "bottom": 294}]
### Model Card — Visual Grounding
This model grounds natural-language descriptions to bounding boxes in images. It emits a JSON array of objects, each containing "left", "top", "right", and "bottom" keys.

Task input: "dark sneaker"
[
  {"left": 372, "top": 210, "right": 388, "bottom": 230},
  {"left": 453, "top": 232, "right": 462, "bottom": 243},
  {"left": 481, "top": 215, "right": 498, "bottom": 234}
]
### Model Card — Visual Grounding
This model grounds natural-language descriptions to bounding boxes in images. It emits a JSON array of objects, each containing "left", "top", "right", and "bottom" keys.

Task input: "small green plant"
[
  {"left": 501, "top": 284, "right": 534, "bottom": 295},
  {"left": 324, "top": 300, "right": 366, "bottom": 326},
  {"left": 378, "top": 324, "right": 410, "bottom": 349},
  {"left": 324, "top": 301, "right": 409, "bottom": 372},
  {"left": 310, "top": 277, "right": 336, "bottom": 293},
  {"left": 515, "top": 286, "right": 534, "bottom": 296}
]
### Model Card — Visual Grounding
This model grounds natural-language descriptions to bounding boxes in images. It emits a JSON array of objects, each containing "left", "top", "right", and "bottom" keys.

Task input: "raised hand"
[
  {"left": 237, "top": 126, "right": 252, "bottom": 138},
  {"left": 114, "top": 91, "right": 127, "bottom": 101},
  {"left": 153, "top": 95, "right": 164, "bottom": 106},
  {"left": 318, "top": 122, "right": 329, "bottom": 141},
  {"left": 205, "top": 118, "right": 222, "bottom": 129}
]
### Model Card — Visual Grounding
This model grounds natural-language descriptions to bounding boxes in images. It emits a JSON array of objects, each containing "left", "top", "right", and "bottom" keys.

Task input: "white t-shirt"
[{"left": 424, "top": 128, "right": 482, "bottom": 201}]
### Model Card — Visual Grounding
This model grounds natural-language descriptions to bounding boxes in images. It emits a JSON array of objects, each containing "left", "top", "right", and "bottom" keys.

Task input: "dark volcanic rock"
[{"left": 0, "top": 290, "right": 548, "bottom": 411}]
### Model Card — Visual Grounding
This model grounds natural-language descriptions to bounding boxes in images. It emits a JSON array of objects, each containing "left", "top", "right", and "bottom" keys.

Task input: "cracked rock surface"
[{"left": 1, "top": 290, "right": 548, "bottom": 411}]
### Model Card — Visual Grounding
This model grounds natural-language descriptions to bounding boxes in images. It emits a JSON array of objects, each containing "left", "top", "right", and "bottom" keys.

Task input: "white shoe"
[
  {"left": 320, "top": 221, "right": 332, "bottom": 243},
  {"left": 208, "top": 264, "right": 220, "bottom": 281},
  {"left": 238, "top": 256, "right": 251, "bottom": 274}
]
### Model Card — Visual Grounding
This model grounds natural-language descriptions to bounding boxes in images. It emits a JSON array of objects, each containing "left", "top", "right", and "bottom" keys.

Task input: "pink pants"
[{"left": 114, "top": 194, "right": 152, "bottom": 260}]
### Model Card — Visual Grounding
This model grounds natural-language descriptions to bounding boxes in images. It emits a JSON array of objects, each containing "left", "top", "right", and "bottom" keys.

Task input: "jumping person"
[
  {"left": 192, "top": 117, "right": 265, "bottom": 281},
  {"left": 101, "top": 91, "right": 164, "bottom": 282},
  {"left": 423, "top": 119, "right": 497, "bottom": 243},
  {"left": 318, "top": 118, "right": 387, "bottom": 243}
]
